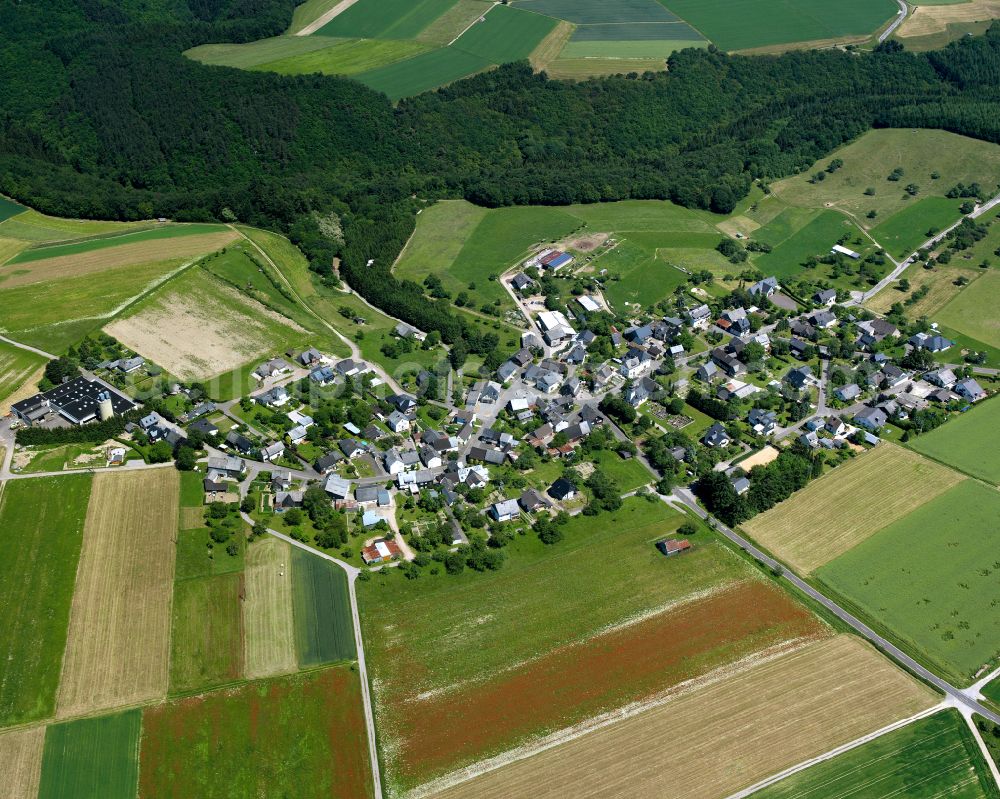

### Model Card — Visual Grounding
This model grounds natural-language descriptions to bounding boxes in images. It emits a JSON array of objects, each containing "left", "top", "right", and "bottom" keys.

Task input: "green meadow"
[
  {"left": 909, "top": 398, "right": 1000, "bottom": 484},
  {"left": 8, "top": 223, "right": 227, "bottom": 264},
  {"left": 39, "top": 710, "right": 142, "bottom": 799},
  {"left": 816, "top": 480, "right": 1000, "bottom": 683},
  {"left": 292, "top": 549, "right": 356, "bottom": 667},
  {"left": 871, "top": 196, "right": 964, "bottom": 258},
  {"left": 169, "top": 573, "right": 245, "bottom": 694}
]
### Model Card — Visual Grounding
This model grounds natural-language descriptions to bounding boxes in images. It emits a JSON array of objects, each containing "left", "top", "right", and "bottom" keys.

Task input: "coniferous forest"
[{"left": 6, "top": 0, "right": 1000, "bottom": 348}]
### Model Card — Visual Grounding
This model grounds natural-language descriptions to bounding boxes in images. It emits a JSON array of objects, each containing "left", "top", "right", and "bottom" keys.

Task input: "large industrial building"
[{"left": 12, "top": 376, "right": 136, "bottom": 427}]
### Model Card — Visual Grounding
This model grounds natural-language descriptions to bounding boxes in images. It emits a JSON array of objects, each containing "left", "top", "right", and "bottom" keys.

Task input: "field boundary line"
[
  {"left": 725, "top": 703, "right": 946, "bottom": 798},
  {"left": 963, "top": 708, "right": 1000, "bottom": 790},
  {"left": 448, "top": 2, "right": 499, "bottom": 46},
  {"left": 294, "top": 0, "right": 362, "bottom": 36}
]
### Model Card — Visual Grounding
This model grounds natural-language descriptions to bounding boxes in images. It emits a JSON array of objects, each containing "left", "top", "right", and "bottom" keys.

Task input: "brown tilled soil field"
[
  {"left": 243, "top": 538, "right": 297, "bottom": 679},
  {"left": 0, "top": 231, "right": 237, "bottom": 288},
  {"left": 427, "top": 635, "right": 937, "bottom": 799},
  {"left": 742, "top": 444, "right": 963, "bottom": 574},
  {"left": 56, "top": 468, "right": 179, "bottom": 717},
  {"left": 0, "top": 725, "right": 45, "bottom": 799},
  {"left": 394, "top": 580, "right": 824, "bottom": 788}
]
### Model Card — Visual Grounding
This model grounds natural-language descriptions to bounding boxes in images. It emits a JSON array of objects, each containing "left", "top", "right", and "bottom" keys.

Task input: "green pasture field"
[
  {"left": 394, "top": 200, "right": 488, "bottom": 287},
  {"left": 0, "top": 209, "right": 149, "bottom": 243},
  {"left": 588, "top": 450, "right": 653, "bottom": 492},
  {"left": 169, "top": 573, "right": 245, "bottom": 694},
  {"left": 291, "top": 549, "right": 356, "bottom": 667},
  {"left": 570, "top": 21, "right": 702, "bottom": 40},
  {"left": 816, "top": 480, "right": 1000, "bottom": 683},
  {"left": 515, "top": 0, "right": 679, "bottom": 25},
  {"left": 755, "top": 709, "right": 1000, "bottom": 799},
  {"left": 547, "top": 57, "right": 666, "bottom": 78},
  {"left": 0, "top": 339, "right": 44, "bottom": 407},
  {"left": 289, "top": 0, "right": 341, "bottom": 33},
  {"left": 355, "top": 46, "right": 491, "bottom": 99},
  {"left": 909, "top": 397, "right": 1000, "bottom": 484},
  {"left": 0, "top": 257, "right": 188, "bottom": 353},
  {"left": 175, "top": 528, "right": 246, "bottom": 579},
  {"left": 0, "top": 475, "right": 91, "bottom": 726},
  {"left": 0, "top": 196, "right": 24, "bottom": 222},
  {"left": 359, "top": 497, "right": 743, "bottom": 702},
  {"left": 8, "top": 223, "right": 226, "bottom": 264},
  {"left": 451, "top": 5, "right": 556, "bottom": 63},
  {"left": 316, "top": 0, "right": 457, "bottom": 39},
  {"left": 255, "top": 37, "right": 431, "bottom": 75},
  {"left": 936, "top": 269, "right": 1000, "bottom": 350},
  {"left": 139, "top": 666, "right": 373, "bottom": 799},
  {"left": 661, "top": 0, "right": 898, "bottom": 51},
  {"left": 186, "top": 35, "right": 342, "bottom": 69},
  {"left": 598, "top": 241, "right": 688, "bottom": 310},
  {"left": 754, "top": 209, "right": 865, "bottom": 279},
  {"left": 871, "top": 196, "right": 964, "bottom": 258},
  {"left": 771, "top": 129, "right": 1000, "bottom": 226},
  {"left": 16, "top": 442, "right": 114, "bottom": 474},
  {"left": 39, "top": 710, "right": 141, "bottom": 799},
  {"left": 179, "top": 469, "right": 205, "bottom": 507},
  {"left": 561, "top": 38, "right": 706, "bottom": 58},
  {"left": 984, "top": 677, "right": 1000, "bottom": 707},
  {"left": 565, "top": 198, "right": 719, "bottom": 232},
  {"left": 934, "top": 324, "right": 1000, "bottom": 370}
]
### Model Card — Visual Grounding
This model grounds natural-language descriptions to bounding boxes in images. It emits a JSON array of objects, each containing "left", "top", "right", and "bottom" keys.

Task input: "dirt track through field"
[
  {"left": 900, "top": 0, "right": 1000, "bottom": 38},
  {"left": 0, "top": 231, "right": 236, "bottom": 288},
  {"left": 742, "top": 444, "right": 964, "bottom": 573},
  {"left": 56, "top": 469, "right": 179, "bottom": 717},
  {"left": 244, "top": 538, "right": 297, "bottom": 679},
  {"left": 428, "top": 636, "right": 937, "bottom": 799},
  {"left": 0, "top": 726, "right": 45, "bottom": 799}
]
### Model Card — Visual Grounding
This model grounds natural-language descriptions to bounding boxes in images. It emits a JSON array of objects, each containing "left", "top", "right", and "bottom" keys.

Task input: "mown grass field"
[
  {"left": 0, "top": 339, "right": 44, "bottom": 410},
  {"left": 417, "top": 0, "right": 494, "bottom": 45},
  {"left": 816, "top": 480, "right": 1000, "bottom": 683},
  {"left": 0, "top": 257, "right": 190, "bottom": 353},
  {"left": 316, "top": 0, "right": 456, "bottom": 39},
  {"left": 872, "top": 196, "right": 965, "bottom": 258},
  {"left": 587, "top": 450, "right": 654, "bottom": 493},
  {"left": 754, "top": 709, "right": 1000, "bottom": 799},
  {"left": 0, "top": 475, "right": 91, "bottom": 726},
  {"left": 291, "top": 548, "right": 356, "bottom": 667},
  {"left": 186, "top": 34, "right": 344, "bottom": 69},
  {"left": 361, "top": 498, "right": 785, "bottom": 791},
  {"left": 254, "top": 38, "right": 431, "bottom": 75},
  {"left": 57, "top": 469, "right": 179, "bottom": 717},
  {"left": 909, "top": 397, "right": 1000, "bottom": 484},
  {"left": 0, "top": 726, "right": 45, "bottom": 799},
  {"left": 545, "top": 57, "right": 666, "bottom": 78},
  {"left": 984, "top": 676, "right": 1000, "bottom": 706},
  {"left": 742, "top": 444, "right": 964, "bottom": 574},
  {"left": 139, "top": 666, "right": 373, "bottom": 799},
  {"left": 660, "top": 0, "right": 898, "bottom": 51},
  {"left": 169, "top": 573, "right": 245, "bottom": 694},
  {"left": 0, "top": 209, "right": 148, "bottom": 243},
  {"left": 753, "top": 209, "right": 865, "bottom": 278},
  {"left": 104, "top": 265, "right": 310, "bottom": 387},
  {"left": 772, "top": 129, "right": 1000, "bottom": 226},
  {"left": 936, "top": 268, "right": 1000, "bottom": 350},
  {"left": 451, "top": 5, "right": 556, "bottom": 64},
  {"left": 431, "top": 636, "right": 935, "bottom": 799},
  {"left": 867, "top": 261, "right": 982, "bottom": 317},
  {"left": 39, "top": 710, "right": 141, "bottom": 799},
  {"left": 244, "top": 538, "right": 297, "bottom": 678}
]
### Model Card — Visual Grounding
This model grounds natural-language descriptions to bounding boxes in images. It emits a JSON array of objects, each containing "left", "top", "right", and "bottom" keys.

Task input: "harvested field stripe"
[
  {"left": 742, "top": 443, "right": 963, "bottom": 574},
  {"left": 244, "top": 538, "right": 298, "bottom": 678},
  {"left": 0, "top": 726, "right": 46, "bottom": 799},
  {"left": 426, "top": 636, "right": 936, "bottom": 799},
  {"left": 57, "top": 469, "right": 179, "bottom": 717},
  {"left": 10, "top": 223, "right": 229, "bottom": 263},
  {"left": 291, "top": 547, "right": 356, "bottom": 667},
  {"left": 39, "top": 709, "right": 141, "bottom": 799}
]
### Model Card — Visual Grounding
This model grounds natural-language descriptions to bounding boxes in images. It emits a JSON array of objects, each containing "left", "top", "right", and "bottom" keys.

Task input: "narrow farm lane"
[{"left": 878, "top": 0, "right": 909, "bottom": 43}]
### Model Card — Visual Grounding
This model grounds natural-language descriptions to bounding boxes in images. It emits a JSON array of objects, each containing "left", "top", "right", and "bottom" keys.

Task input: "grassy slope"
[
  {"left": 316, "top": 0, "right": 457, "bottom": 39},
  {"left": 0, "top": 339, "right": 45, "bottom": 407},
  {"left": 871, "top": 196, "right": 965, "bottom": 258},
  {"left": 255, "top": 38, "right": 432, "bottom": 75},
  {"left": 0, "top": 476, "right": 92, "bottom": 726},
  {"left": 0, "top": 210, "right": 149, "bottom": 243},
  {"left": 754, "top": 709, "right": 1000, "bottom": 799},
  {"left": 355, "top": 46, "right": 491, "bottom": 99},
  {"left": 291, "top": 548, "right": 356, "bottom": 667},
  {"left": 816, "top": 480, "right": 1000, "bottom": 683},
  {"left": 451, "top": 5, "right": 557, "bottom": 63},
  {"left": 909, "top": 397, "right": 1000, "bottom": 484},
  {"left": 38, "top": 709, "right": 141, "bottom": 799},
  {"left": 186, "top": 35, "right": 344, "bottom": 69},
  {"left": 8, "top": 223, "right": 226, "bottom": 264},
  {"left": 936, "top": 268, "right": 1000, "bottom": 350}
]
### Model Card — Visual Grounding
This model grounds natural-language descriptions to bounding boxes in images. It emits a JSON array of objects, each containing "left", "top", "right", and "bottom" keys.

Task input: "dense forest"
[{"left": 6, "top": 1, "right": 1000, "bottom": 347}]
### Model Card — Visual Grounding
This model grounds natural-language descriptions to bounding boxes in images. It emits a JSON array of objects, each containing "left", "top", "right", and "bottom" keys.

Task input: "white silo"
[{"left": 97, "top": 392, "right": 114, "bottom": 421}]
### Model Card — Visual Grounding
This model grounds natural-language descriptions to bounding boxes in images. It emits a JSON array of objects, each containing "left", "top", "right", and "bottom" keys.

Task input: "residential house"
[
  {"left": 924, "top": 368, "right": 957, "bottom": 388},
  {"left": 909, "top": 331, "right": 954, "bottom": 352},
  {"left": 687, "top": 304, "right": 712, "bottom": 330},
  {"left": 747, "top": 408, "right": 776, "bottom": 435},
  {"left": 825, "top": 417, "right": 848, "bottom": 436},
  {"left": 394, "top": 321, "right": 425, "bottom": 341},
  {"left": 511, "top": 348, "right": 534, "bottom": 367},
  {"left": 225, "top": 431, "right": 253, "bottom": 454},
  {"left": 834, "top": 383, "right": 861, "bottom": 402},
  {"left": 339, "top": 439, "right": 365, "bottom": 459},
  {"left": 547, "top": 478, "right": 577, "bottom": 502},
  {"left": 625, "top": 324, "right": 653, "bottom": 346},
  {"left": 271, "top": 470, "right": 293, "bottom": 491},
  {"left": 362, "top": 538, "right": 402, "bottom": 565},
  {"left": 489, "top": 499, "right": 521, "bottom": 523},
  {"left": 288, "top": 425, "right": 308, "bottom": 445},
  {"left": 810, "top": 310, "right": 837, "bottom": 329},
  {"left": 537, "top": 310, "right": 576, "bottom": 346},
  {"left": 857, "top": 319, "right": 899, "bottom": 348},
  {"left": 253, "top": 358, "right": 291, "bottom": 381},
  {"left": 309, "top": 365, "right": 336, "bottom": 386},
  {"left": 274, "top": 491, "right": 304, "bottom": 510},
  {"left": 790, "top": 319, "right": 817, "bottom": 340},
  {"left": 314, "top": 451, "right": 344, "bottom": 474},
  {"left": 718, "top": 308, "right": 750, "bottom": 335},
  {"left": 789, "top": 338, "right": 811, "bottom": 360},
  {"left": 496, "top": 361, "right": 519, "bottom": 383},
  {"left": 386, "top": 411, "right": 410, "bottom": 434},
  {"left": 696, "top": 361, "right": 719, "bottom": 382},
  {"left": 813, "top": 288, "right": 837, "bottom": 306},
  {"left": 297, "top": 348, "right": 323, "bottom": 366},
  {"left": 118, "top": 356, "right": 145, "bottom": 373},
  {"left": 256, "top": 386, "right": 289, "bottom": 407},
  {"left": 519, "top": 489, "right": 550, "bottom": 513},
  {"left": 710, "top": 347, "right": 745, "bottom": 377},
  {"left": 561, "top": 376, "right": 582, "bottom": 398},
  {"left": 324, "top": 474, "right": 352, "bottom": 500},
  {"left": 955, "top": 378, "right": 987, "bottom": 402},
  {"left": 799, "top": 431, "right": 819, "bottom": 449},
  {"left": 748, "top": 276, "right": 779, "bottom": 298},
  {"left": 731, "top": 477, "right": 751, "bottom": 495},
  {"left": 853, "top": 407, "right": 888, "bottom": 431},
  {"left": 565, "top": 344, "right": 587, "bottom": 365},
  {"left": 625, "top": 376, "right": 657, "bottom": 408},
  {"left": 189, "top": 418, "right": 219, "bottom": 437},
  {"left": 511, "top": 273, "right": 534, "bottom": 292},
  {"left": 335, "top": 358, "right": 364, "bottom": 377},
  {"left": 419, "top": 445, "right": 443, "bottom": 469},
  {"left": 387, "top": 393, "right": 418, "bottom": 414},
  {"left": 718, "top": 380, "right": 759, "bottom": 402},
  {"left": 206, "top": 455, "right": 245, "bottom": 480},
  {"left": 261, "top": 441, "right": 285, "bottom": 462},
  {"left": 702, "top": 422, "right": 731, "bottom": 448},
  {"left": 785, "top": 365, "right": 813, "bottom": 390}
]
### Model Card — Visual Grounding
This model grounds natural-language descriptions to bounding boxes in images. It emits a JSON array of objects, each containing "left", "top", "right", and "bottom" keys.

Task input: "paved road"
[
  {"left": 878, "top": 0, "right": 908, "bottom": 43},
  {"left": 669, "top": 487, "right": 1000, "bottom": 726}
]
